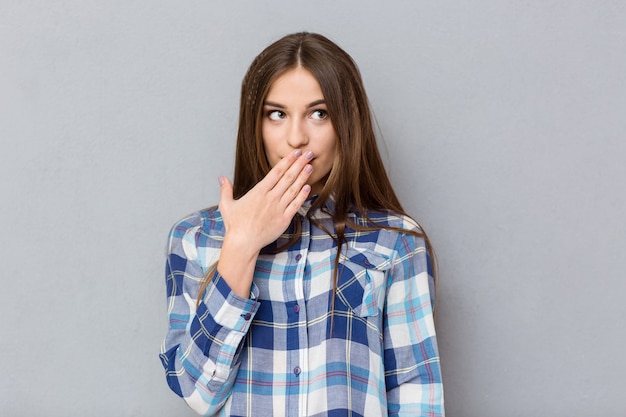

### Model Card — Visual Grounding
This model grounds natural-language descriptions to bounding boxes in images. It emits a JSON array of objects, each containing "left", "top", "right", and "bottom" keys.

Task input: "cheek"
[
  {"left": 316, "top": 141, "right": 337, "bottom": 175},
  {"left": 260, "top": 141, "right": 270, "bottom": 166},
  {"left": 263, "top": 144, "right": 280, "bottom": 167},
  {"left": 320, "top": 130, "right": 338, "bottom": 158},
  {"left": 261, "top": 131, "right": 279, "bottom": 165}
]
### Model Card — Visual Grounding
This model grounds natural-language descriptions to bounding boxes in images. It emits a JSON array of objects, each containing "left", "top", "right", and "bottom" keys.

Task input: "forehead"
[{"left": 265, "top": 67, "right": 324, "bottom": 102}]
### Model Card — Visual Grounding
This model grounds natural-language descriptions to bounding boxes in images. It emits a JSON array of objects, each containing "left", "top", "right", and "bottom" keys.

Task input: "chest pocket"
[{"left": 336, "top": 248, "right": 392, "bottom": 317}]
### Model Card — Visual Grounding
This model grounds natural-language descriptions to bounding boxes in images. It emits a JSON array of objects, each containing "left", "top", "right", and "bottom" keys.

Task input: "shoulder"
[
  {"left": 345, "top": 209, "right": 426, "bottom": 258},
  {"left": 168, "top": 206, "right": 223, "bottom": 237},
  {"left": 369, "top": 210, "right": 430, "bottom": 259},
  {"left": 166, "top": 207, "right": 225, "bottom": 257},
  {"left": 362, "top": 209, "right": 424, "bottom": 234}
]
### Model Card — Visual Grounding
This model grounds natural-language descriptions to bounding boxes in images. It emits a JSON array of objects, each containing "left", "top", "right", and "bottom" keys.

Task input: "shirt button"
[
  {"left": 295, "top": 254, "right": 302, "bottom": 261},
  {"left": 293, "top": 304, "right": 300, "bottom": 313},
  {"left": 293, "top": 366, "right": 301, "bottom": 376},
  {"left": 242, "top": 313, "right": 252, "bottom": 321}
]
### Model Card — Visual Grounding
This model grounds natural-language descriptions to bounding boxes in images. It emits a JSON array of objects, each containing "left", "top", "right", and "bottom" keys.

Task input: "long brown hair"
[{"left": 199, "top": 32, "right": 435, "bottom": 310}]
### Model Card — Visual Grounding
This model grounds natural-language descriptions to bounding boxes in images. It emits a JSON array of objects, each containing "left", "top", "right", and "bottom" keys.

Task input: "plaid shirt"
[{"left": 160, "top": 198, "right": 444, "bottom": 416}]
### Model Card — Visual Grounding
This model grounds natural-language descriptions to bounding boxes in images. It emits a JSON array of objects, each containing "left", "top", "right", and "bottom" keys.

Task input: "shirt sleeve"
[
  {"left": 384, "top": 230, "right": 444, "bottom": 416},
  {"left": 159, "top": 214, "right": 260, "bottom": 416}
]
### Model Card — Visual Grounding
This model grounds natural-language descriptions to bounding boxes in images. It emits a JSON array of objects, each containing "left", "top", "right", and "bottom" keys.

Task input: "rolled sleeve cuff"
[
  {"left": 191, "top": 273, "right": 260, "bottom": 389},
  {"left": 203, "top": 272, "right": 260, "bottom": 332}
]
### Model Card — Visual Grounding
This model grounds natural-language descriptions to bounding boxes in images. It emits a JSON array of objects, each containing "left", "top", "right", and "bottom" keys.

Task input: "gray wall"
[{"left": 1, "top": 1, "right": 624, "bottom": 416}]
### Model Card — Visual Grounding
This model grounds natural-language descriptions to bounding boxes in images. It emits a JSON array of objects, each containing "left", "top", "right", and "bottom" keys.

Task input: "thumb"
[{"left": 218, "top": 176, "right": 234, "bottom": 206}]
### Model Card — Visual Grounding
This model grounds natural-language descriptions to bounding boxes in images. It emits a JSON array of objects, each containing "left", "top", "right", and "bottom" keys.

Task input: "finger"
[
  {"left": 260, "top": 149, "right": 304, "bottom": 190},
  {"left": 284, "top": 184, "right": 312, "bottom": 217},
  {"left": 270, "top": 151, "right": 314, "bottom": 196},
  {"left": 279, "top": 163, "right": 313, "bottom": 207}
]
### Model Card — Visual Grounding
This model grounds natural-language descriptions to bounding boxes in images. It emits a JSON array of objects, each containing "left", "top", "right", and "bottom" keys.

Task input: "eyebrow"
[{"left": 263, "top": 99, "right": 326, "bottom": 109}]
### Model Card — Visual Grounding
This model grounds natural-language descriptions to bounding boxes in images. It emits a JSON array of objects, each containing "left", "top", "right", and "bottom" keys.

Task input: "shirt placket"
[{"left": 285, "top": 216, "right": 310, "bottom": 416}]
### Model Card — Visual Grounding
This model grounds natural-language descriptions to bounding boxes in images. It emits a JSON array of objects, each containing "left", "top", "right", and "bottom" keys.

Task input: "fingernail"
[
  {"left": 305, "top": 151, "right": 314, "bottom": 160},
  {"left": 303, "top": 184, "right": 311, "bottom": 193},
  {"left": 293, "top": 149, "right": 302, "bottom": 157},
  {"left": 304, "top": 164, "right": 313, "bottom": 174},
  {"left": 218, "top": 176, "right": 225, "bottom": 185}
]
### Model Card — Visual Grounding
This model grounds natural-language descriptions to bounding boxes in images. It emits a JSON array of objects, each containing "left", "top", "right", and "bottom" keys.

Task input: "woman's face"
[{"left": 262, "top": 67, "right": 338, "bottom": 195}]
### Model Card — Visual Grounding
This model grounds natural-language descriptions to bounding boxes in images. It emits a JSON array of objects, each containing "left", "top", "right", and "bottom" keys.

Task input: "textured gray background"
[{"left": 1, "top": 1, "right": 625, "bottom": 416}]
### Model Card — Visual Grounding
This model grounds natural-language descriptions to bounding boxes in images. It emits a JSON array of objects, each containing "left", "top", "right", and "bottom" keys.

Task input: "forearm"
[
  {"left": 217, "top": 232, "right": 260, "bottom": 298},
  {"left": 385, "top": 231, "right": 444, "bottom": 416},
  {"left": 161, "top": 272, "right": 260, "bottom": 415}
]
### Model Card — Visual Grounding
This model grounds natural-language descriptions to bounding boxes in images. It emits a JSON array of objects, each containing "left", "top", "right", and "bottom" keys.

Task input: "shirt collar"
[{"left": 298, "top": 193, "right": 338, "bottom": 218}]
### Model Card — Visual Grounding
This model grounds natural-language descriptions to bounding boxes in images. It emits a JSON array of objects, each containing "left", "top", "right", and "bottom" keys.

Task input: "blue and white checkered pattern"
[{"left": 160, "top": 199, "right": 444, "bottom": 416}]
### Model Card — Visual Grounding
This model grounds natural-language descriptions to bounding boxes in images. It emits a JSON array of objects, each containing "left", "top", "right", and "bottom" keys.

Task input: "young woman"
[{"left": 160, "top": 32, "right": 444, "bottom": 416}]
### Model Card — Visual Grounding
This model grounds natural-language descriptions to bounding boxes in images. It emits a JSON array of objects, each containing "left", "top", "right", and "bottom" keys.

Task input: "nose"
[{"left": 286, "top": 120, "right": 309, "bottom": 149}]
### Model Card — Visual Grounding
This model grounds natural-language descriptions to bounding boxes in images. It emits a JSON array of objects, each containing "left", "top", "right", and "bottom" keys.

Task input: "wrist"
[
  {"left": 217, "top": 232, "right": 260, "bottom": 298},
  {"left": 222, "top": 231, "right": 262, "bottom": 260}
]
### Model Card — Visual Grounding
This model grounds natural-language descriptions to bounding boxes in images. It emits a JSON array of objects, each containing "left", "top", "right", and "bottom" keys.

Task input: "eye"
[
  {"left": 310, "top": 109, "right": 329, "bottom": 120},
  {"left": 267, "top": 110, "right": 285, "bottom": 121}
]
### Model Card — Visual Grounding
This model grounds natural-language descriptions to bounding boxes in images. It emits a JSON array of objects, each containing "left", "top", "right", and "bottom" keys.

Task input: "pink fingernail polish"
[
  {"left": 304, "top": 164, "right": 313, "bottom": 174},
  {"left": 293, "top": 149, "right": 302, "bottom": 157},
  {"left": 218, "top": 176, "right": 225, "bottom": 185},
  {"left": 305, "top": 151, "right": 314, "bottom": 160}
]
